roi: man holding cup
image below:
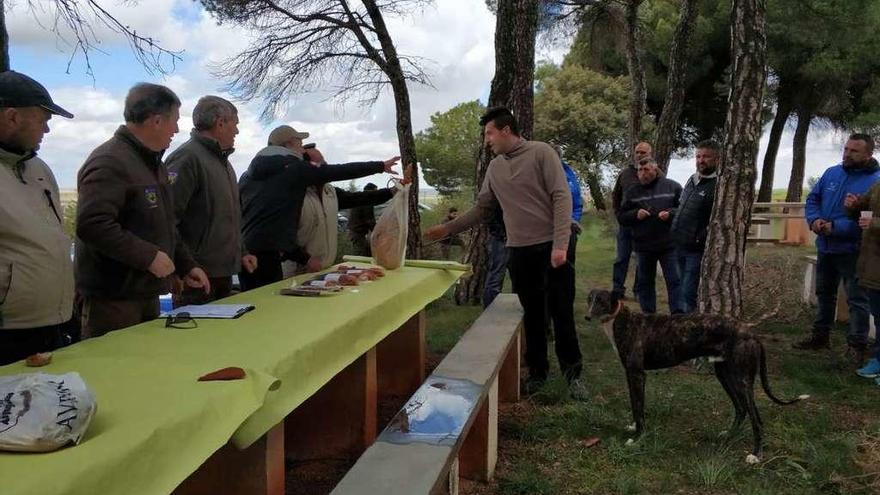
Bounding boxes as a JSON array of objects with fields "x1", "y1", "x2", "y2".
[
  {"x1": 796, "y1": 134, "x2": 880, "y2": 366},
  {"x1": 844, "y1": 169, "x2": 880, "y2": 381}
]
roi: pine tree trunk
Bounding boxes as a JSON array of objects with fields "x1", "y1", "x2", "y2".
[
  {"x1": 698, "y1": 0, "x2": 768, "y2": 318},
  {"x1": 785, "y1": 105, "x2": 811, "y2": 202},
  {"x1": 756, "y1": 92, "x2": 792, "y2": 203},
  {"x1": 1, "y1": 0, "x2": 9, "y2": 71},
  {"x1": 625, "y1": 0, "x2": 646, "y2": 156},
  {"x1": 586, "y1": 167, "x2": 606, "y2": 211},
  {"x1": 363, "y1": 0, "x2": 421, "y2": 256},
  {"x1": 653, "y1": 0, "x2": 699, "y2": 172},
  {"x1": 454, "y1": 0, "x2": 539, "y2": 305}
]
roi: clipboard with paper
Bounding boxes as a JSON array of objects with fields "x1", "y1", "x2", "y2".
[{"x1": 160, "y1": 304, "x2": 255, "y2": 319}]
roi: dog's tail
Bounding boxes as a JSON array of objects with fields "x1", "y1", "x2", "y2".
[{"x1": 758, "y1": 340, "x2": 810, "y2": 405}]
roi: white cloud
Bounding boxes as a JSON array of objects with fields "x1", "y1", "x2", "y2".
[
  {"x1": 7, "y1": 0, "x2": 191, "y2": 54},
  {"x1": 665, "y1": 126, "x2": 849, "y2": 190},
  {"x1": 12, "y1": 0, "x2": 856, "y2": 195}
]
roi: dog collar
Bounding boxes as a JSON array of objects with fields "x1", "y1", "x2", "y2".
[{"x1": 600, "y1": 300, "x2": 623, "y2": 323}]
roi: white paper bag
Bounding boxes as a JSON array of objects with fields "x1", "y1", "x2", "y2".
[{"x1": 0, "y1": 372, "x2": 97, "y2": 452}]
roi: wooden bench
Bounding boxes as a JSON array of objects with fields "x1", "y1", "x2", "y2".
[
  {"x1": 748, "y1": 202, "x2": 815, "y2": 246},
  {"x1": 330, "y1": 294, "x2": 523, "y2": 495}
]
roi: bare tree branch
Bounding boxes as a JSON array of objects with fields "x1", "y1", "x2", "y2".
[
  {"x1": 20, "y1": 0, "x2": 182, "y2": 78},
  {"x1": 202, "y1": 0, "x2": 433, "y2": 121}
]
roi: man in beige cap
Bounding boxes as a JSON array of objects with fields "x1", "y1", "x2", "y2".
[{"x1": 238, "y1": 124, "x2": 400, "y2": 289}]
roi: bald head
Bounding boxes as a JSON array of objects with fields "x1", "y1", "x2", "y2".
[{"x1": 634, "y1": 141, "x2": 653, "y2": 167}]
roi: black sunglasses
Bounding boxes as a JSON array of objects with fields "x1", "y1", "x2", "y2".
[{"x1": 165, "y1": 311, "x2": 198, "y2": 329}]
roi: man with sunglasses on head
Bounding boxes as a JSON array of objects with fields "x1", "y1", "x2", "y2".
[{"x1": 238, "y1": 125, "x2": 401, "y2": 290}]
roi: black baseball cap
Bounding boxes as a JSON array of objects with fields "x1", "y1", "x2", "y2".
[{"x1": 0, "y1": 71, "x2": 74, "y2": 119}]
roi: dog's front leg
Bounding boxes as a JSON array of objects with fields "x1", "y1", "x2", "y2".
[{"x1": 624, "y1": 368, "x2": 647, "y2": 444}]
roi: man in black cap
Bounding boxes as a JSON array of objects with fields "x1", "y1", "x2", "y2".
[{"x1": 0, "y1": 70, "x2": 75, "y2": 365}]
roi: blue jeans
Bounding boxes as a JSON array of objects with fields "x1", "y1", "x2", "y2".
[
  {"x1": 483, "y1": 234, "x2": 509, "y2": 309},
  {"x1": 613, "y1": 227, "x2": 639, "y2": 297},
  {"x1": 863, "y1": 288, "x2": 880, "y2": 358},
  {"x1": 676, "y1": 250, "x2": 703, "y2": 313},
  {"x1": 814, "y1": 252, "x2": 870, "y2": 349},
  {"x1": 636, "y1": 250, "x2": 684, "y2": 314}
]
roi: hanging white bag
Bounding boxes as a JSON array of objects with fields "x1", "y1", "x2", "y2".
[{"x1": 371, "y1": 179, "x2": 410, "y2": 270}]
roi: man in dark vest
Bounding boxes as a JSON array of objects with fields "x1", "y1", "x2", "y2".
[{"x1": 670, "y1": 140, "x2": 719, "y2": 313}]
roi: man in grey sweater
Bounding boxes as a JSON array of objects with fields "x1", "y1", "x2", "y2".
[
  {"x1": 425, "y1": 107, "x2": 585, "y2": 398},
  {"x1": 166, "y1": 96, "x2": 257, "y2": 306}
]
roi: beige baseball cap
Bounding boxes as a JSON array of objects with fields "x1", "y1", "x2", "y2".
[{"x1": 267, "y1": 125, "x2": 309, "y2": 146}]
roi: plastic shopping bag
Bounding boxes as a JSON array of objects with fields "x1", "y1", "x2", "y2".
[
  {"x1": 371, "y1": 180, "x2": 410, "y2": 270},
  {"x1": 0, "y1": 372, "x2": 97, "y2": 452}
]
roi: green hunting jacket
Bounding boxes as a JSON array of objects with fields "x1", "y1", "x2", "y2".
[{"x1": 849, "y1": 181, "x2": 880, "y2": 290}]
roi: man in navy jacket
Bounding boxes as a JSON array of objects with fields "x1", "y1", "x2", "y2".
[
  {"x1": 618, "y1": 158, "x2": 683, "y2": 314},
  {"x1": 795, "y1": 134, "x2": 880, "y2": 364}
]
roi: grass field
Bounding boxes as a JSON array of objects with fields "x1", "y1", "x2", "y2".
[{"x1": 423, "y1": 214, "x2": 879, "y2": 495}]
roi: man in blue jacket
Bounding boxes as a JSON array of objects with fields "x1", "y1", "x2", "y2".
[
  {"x1": 556, "y1": 144, "x2": 584, "y2": 237},
  {"x1": 795, "y1": 134, "x2": 880, "y2": 364}
]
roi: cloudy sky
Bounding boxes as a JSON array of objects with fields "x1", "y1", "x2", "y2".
[{"x1": 6, "y1": 0, "x2": 851, "y2": 192}]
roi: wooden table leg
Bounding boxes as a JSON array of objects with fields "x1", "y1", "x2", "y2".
[
  {"x1": 377, "y1": 310, "x2": 426, "y2": 398},
  {"x1": 498, "y1": 324, "x2": 521, "y2": 403},
  {"x1": 458, "y1": 377, "x2": 498, "y2": 482},
  {"x1": 285, "y1": 348, "x2": 377, "y2": 461},
  {"x1": 173, "y1": 423, "x2": 285, "y2": 495}
]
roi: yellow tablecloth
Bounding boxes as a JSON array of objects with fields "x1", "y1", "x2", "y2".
[{"x1": 0, "y1": 262, "x2": 462, "y2": 495}]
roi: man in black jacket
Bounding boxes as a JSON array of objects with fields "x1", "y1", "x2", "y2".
[
  {"x1": 347, "y1": 182, "x2": 380, "y2": 257},
  {"x1": 611, "y1": 141, "x2": 652, "y2": 300},
  {"x1": 670, "y1": 140, "x2": 719, "y2": 313},
  {"x1": 238, "y1": 125, "x2": 399, "y2": 290},
  {"x1": 618, "y1": 158, "x2": 684, "y2": 314}
]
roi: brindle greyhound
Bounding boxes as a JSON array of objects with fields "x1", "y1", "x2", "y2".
[{"x1": 585, "y1": 289, "x2": 809, "y2": 464}]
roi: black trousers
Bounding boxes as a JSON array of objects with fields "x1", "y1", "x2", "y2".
[
  {"x1": 239, "y1": 251, "x2": 284, "y2": 292},
  {"x1": 0, "y1": 324, "x2": 64, "y2": 365},
  {"x1": 508, "y1": 240, "x2": 582, "y2": 382}
]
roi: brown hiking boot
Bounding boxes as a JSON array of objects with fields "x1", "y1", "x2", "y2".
[{"x1": 792, "y1": 334, "x2": 830, "y2": 350}]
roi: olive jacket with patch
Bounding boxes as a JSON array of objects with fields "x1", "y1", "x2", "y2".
[{"x1": 75, "y1": 126, "x2": 197, "y2": 299}]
